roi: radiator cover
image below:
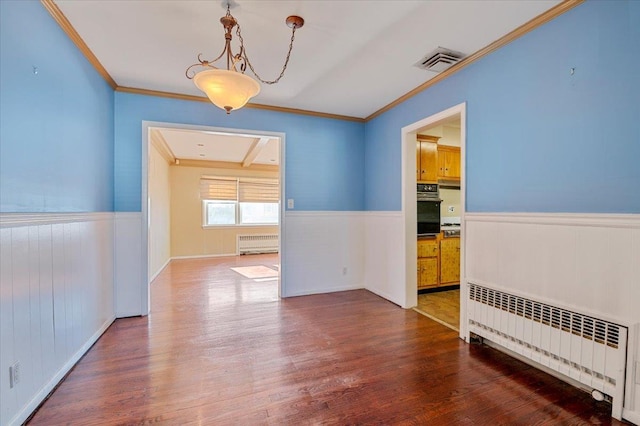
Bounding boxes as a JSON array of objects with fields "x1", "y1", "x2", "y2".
[
  {"x1": 237, "y1": 234, "x2": 279, "y2": 254},
  {"x1": 467, "y1": 283, "x2": 628, "y2": 420}
]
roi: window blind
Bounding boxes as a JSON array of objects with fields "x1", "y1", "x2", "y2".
[
  {"x1": 239, "y1": 180, "x2": 279, "y2": 202},
  {"x1": 199, "y1": 178, "x2": 237, "y2": 200},
  {"x1": 200, "y1": 177, "x2": 279, "y2": 202}
]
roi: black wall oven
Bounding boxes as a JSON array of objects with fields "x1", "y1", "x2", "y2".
[{"x1": 417, "y1": 184, "x2": 442, "y2": 237}]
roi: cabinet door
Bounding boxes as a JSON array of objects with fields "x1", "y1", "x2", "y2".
[
  {"x1": 418, "y1": 257, "x2": 438, "y2": 288},
  {"x1": 419, "y1": 142, "x2": 438, "y2": 182},
  {"x1": 416, "y1": 141, "x2": 421, "y2": 181},
  {"x1": 446, "y1": 150, "x2": 461, "y2": 178},
  {"x1": 437, "y1": 146, "x2": 461, "y2": 179},
  {"x1": 440, "y1": 238, "x2": 460, "y2": 284},
  {"x1": 417, "y1": 239, "x2": 438, "y2": 258}
]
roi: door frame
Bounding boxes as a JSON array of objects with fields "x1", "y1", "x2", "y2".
[
  {"x1": 141, "y1": 121, "x2": 286, "y2": 313},
  {"x1": 400, "y1": 102, "x2": 467, "y2": 340}
]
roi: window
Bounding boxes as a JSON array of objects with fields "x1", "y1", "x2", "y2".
[
  {"x1": 201, "y1": 177, "x2": 279, "y2": 226},
  {"x1": 240, "y1": 202, "x2": 278, "y2": 224}
]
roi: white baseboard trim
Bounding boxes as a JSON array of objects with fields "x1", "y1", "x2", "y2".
[
  {"x1": 366, "y1": 287, "x2": 403, "y2": 308},
  {"x1": 285, "y1": 284, "x2": 363, "y2": 298},
  {"x1": 10, "y1": 315, "x2": 116, "y2": 426},
  {"x1": 171, "y1": 253, "x2": 239, "y2": 260},
  {"x1": 622, "y1": 408, "x2": 640, "y2": 425},
  {"x1": 149, "y1": 257, "x2": 171, "y2": 283}
]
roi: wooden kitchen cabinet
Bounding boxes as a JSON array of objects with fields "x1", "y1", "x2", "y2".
[
  {"x1": 439, "y1": 237, "x2": 460, "y2": 285},
  {"x1": 417, "y1": 238, "x2": 439, "y2": 289},
  {"x1": 437, "y1": 145, "x2": 461, "y2": 180},
  {"x1": 416, "y1": 135, "x2": 439, "y2": 182},
  {"x1": 418, "y1": 258, "x2": 438, "y2": 288}
]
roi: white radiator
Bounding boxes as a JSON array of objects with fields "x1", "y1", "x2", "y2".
[
  {"x1": 237, "y1": 234, "x2": 279, "y2": 254},
  {"x1": 467, "y1": 283, "x2": 628, "y2": 420}
]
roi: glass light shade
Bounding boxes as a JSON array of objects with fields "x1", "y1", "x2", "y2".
[{"x1": 193, "y1": 69, "x2": 261, "y2": 113}]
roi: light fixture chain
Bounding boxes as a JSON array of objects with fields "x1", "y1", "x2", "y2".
[{"x1": 235, "y1": 23, "x2": 298, "y2": 85}]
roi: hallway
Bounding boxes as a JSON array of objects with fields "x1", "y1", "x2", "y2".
[{"x1": 27, "y1": 254, "x2": 621, "y2": 424}]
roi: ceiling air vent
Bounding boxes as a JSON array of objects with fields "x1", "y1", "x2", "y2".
[{"x1": 414, "y1": 47, "x2": 465, "y2": 73}]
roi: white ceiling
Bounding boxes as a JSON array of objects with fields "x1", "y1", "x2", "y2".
[
  {"x1": 156, "y1": 128, "x2": 280, "y2": 166},
  {"x1": 55, "y1": 0, "x2": 561, "y2": 119}
]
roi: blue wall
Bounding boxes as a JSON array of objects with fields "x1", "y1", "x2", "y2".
[
  {"x1": 0, "y1": 0, "x2": 114, "y2": 213},
  {"x1": 365, "y1": 0, "x2": 640, "y2": 213},
  {"x1": 114, "y1": 92, "x2": 365, "y2": 212}
]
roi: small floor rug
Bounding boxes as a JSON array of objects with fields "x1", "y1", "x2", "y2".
[{"x1": 231, "y1": 265, "x2": 279, "y2": 279}]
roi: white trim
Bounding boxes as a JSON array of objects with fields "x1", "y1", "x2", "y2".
[
  {"x1": 0, "y1": 212, "x2": 113, "y2": 227},
  {"x1": 142, "y1": 121, "x2": 286, "y2": 305},
  {"x1": 466, "y1": 212, "x2": 640, "y2": 228},
  {"x1": 367, "y1": 287, "x2": 402, "y2": 307},
  {"x1": 171, "y1": 253, "x2": 238, "y2": 260},
  {"x1": 622, "y1": 410, "x2": 640, "y2": 425},
  {"x1": 284, "y1": 284, "x2": 363, "y2": 298},
  {"x1": 363, "y1": 211, "x2": 403, "y2": 218},
  {"x1": 400, "y1": 102, "x2": 467, "y2": 339},
  {"x1": 9, "y1": 316, "x2": 115, "y2": 426},
  {"x1": 149, "y1": 257, "x2": 171, "y2": 283},
  {"x1": 285, "y1": 211, "x2": 367, "y2": 217}
]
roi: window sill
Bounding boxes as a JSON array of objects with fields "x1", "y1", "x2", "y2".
[{"x1": 202, "y1": 224, "x2": 279, "y2": 229}]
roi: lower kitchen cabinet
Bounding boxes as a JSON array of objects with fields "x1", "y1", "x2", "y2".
[
  {"x1": 418, "y1": 258, "x2": 438, "y2": 288},
  {"x1": 440, "y1": 237, "x2": 460, "y2": 285},
  {"x1": 417, "y1": 238, "x2": 439, "y2": 289},
  {"x1": 417, "y1": 236, "x2": 460, "y2": 290}
]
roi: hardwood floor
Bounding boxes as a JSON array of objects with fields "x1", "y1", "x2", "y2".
[
  {"x1": 416, "y1": 289, "x2": 460, "y2": 331},
  {"x1": 27, "y1": 254, "x2": 625, "y2": 425}
]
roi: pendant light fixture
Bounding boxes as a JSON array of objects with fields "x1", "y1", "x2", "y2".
[{"x1": 185, "y1": 3, "x2": 304, "y2": 114}]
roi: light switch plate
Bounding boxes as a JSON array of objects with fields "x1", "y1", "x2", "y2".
[{"x1": 287, "y1": 199, "x2": 294, "y2": 209}]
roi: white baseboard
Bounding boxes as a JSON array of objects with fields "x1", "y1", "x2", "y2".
[
  {"x1": 285, "y1": 283, "x2": 364, "y2": 298},
  {"x1": 149, "y1": 257, "x2": 171, "y2": 283},
  {"x1": 171, "y1": 253, "x2": 238, "y2": 260},
  {"x1": 9, "y1": 316, "x2": 115, "y2": 426},
  {"x1": 622, "y1": 408, "x2": 640, "y2": 425}
]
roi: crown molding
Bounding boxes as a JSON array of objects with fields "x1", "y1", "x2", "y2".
[
  {"x1": 41, "y1": 0, "x2": 117, "y2": 89},
  {"x1": 115, "y1": 87, "x2": 364, "y2": 123},
  {"x1": 365, "y1": 0, "x2": 584, "y2": 121},
  {"x1": 42, "y1": 0, "x2": 582, "y2": 124}
]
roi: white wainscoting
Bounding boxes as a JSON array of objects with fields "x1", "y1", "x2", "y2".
[
  {"x1": 282, "y1": 212, "x2": 365, "y2": 297},
  {"x1": 363, "y1": 212, "x2": 409, "y2": 308},
  {"x1": 114, "y1": 212, "x2": 146, "y2": 317},
  {"x1": 0, "y1": 213, "x2": 116, "y2": 426},
  {"x1": 464, "y1": 212, "x2": 640, "y2": 422}
]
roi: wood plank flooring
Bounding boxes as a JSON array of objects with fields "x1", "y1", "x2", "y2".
[
  {"x1": 27, "y1": 254, "x2": 626, "y2": 425},
  {"x1": 416, "y1": 289, "x2": 460, "y2": 331}
]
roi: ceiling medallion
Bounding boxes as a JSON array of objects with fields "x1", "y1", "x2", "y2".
[{"x1": 185, "y1": 3, "x2": 304, "y2": 114}]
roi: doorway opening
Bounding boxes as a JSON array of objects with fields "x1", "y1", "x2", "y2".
[
  {"x1": 401, "y1": 103, "x2": 467, "y2": 340},
  {"x1": 142, "y1": 122, "x2": 286, "y2": 313}
]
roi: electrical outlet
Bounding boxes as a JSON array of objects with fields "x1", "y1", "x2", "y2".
[
  {"x1": 287, "y1": 199, "x2": 294, "y2": 209},
  {"x1": 448, "y1": 206, "x2": 455, "y2": 213},
  {"x1": 9, "y1": 361, "x2": 20, "y2": 388},
  {"x1": 342, "y1": 267, "x2": 348, "y2": 275}
]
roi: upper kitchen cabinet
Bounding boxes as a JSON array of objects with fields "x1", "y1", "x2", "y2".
[
  {"x1": 437, "y1": 145, "x2": 461, "y2": 180},
  {"x1": 416, "y1": 135, "x2": 439, "y2": 182}
]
